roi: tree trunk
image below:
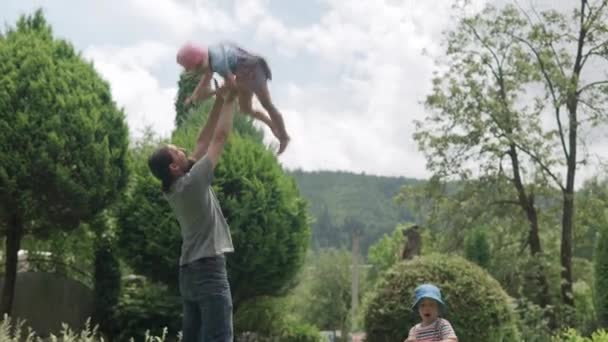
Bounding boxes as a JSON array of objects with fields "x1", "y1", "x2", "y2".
[
  {"x1": 509, "y1": 145, "x2": 552, "y2": 312},
  {"x1": 1, "y1": 213, "x2": 23, "y2": 316},
  {"x1": 561, "y1": 96, "x2": 578, "y2": 311},
  {"x1": 561, "y1": 189, "x2": 575, "y2": 307}
]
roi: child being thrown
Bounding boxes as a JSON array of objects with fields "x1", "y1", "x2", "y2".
[{"x1": 177, "y1": 41, "x2": 290, "y2": 155}]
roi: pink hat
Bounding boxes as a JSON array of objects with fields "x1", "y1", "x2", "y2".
[{"x1": 176, "y1": 42, "x2": 208, "y2": 69}]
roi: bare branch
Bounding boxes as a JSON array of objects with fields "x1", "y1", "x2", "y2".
[
  {"x1": 511, "y1": 140, "x2": 565, "y2": 190},
  {"x1": 577, "y1": 80, "x2": 608, "y2": 94},
  {"x1": 579, "y1": 98, "x2": 605, "y2": 118},
  {"x1": 581, "y1": 37, "x2": 608, "y2": 68}
]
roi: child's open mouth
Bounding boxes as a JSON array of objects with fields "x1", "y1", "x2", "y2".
[{"x1": 423, "y1": 313, "x2": 431, "y2": 318}]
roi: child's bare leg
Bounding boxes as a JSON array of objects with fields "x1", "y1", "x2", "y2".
[
  {"x1": 253, "y1": 83, "x2": 290, "y2": 154},
  {"x1": 238, "y1": 89, "x2": 280, "y2": 138}
]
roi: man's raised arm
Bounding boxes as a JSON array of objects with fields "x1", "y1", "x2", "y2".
[
  {"x1": 190, "y1": 93, "x2": 225, "y2": 161},
  {"x1": 205, "y1": 89, "x2": 236, "y2": 168}
]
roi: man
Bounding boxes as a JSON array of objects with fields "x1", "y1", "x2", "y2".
[{"x1": 148, "y1": 85, "x2": 236, "y2": 342}]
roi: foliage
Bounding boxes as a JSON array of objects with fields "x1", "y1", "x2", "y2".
[
  {"x1": 596, "y1": 226, "x2": 608, "y2": 329},
  {"x1": 575, "y1": 178, "x2": 608, "y2": 261},
  {"x1": 278, "y1": 323, "x2": 323, "y2": 342},
  {"x1": 363, "y1": 254, "x2": 520, "y2": 342},
  {"x1": 574, "y1": 280, "x2": 598, "y2": 336},
  {"x1": 0, "y1": 8, "x2": 129, "y2": 314},
  {"x1": 300, "y1": 249, "x2": 353, "y2": 337},
  {"x1": 234, "y1": 297, "x2": 289, "y2": 336},
  {"x1": 234, "y1": 297, "x2": 323, "y2": 342},
  {"x1": 416, "y1": 0, "x2": 608, "y2": 312},
  {"x1": 92, "y1": 219, "x2": 121, "y2": 339},
  {"x1": 552, "y1": 329, "x2": 608, "y2": 342},
  {"x1": 0, "y1": 8, "x2": 129, "y2": 231},
  {"x1": 513, "y1": 298, "x2": 553, "y2": 342},
  {"x1": 367, "y1": 226, "x2": 405, "y2": 285},
  {"x1": 19, "y1": 225, "x2": 97, "y2": 288},
  {"x1": 113, "y1": 277, "x2": 181, "y2": 342},
  {"x1": 174, "y1": 70, "x2": 198, "y2": 128},
  {"x1": 464, "y1": 227, "x2": 491, "y2": 269}
]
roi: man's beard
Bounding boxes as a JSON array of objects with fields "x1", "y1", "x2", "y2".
[{"x1": 186, "y1": 158, "x2": 196, "y2": 172}]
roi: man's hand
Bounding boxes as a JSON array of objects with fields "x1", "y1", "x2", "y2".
[
  {"x1": 215, "y1": 80, "x2": 238, "y2": 101},
  {"x1": 184, "y1": 95, "x2": 194, "y2": 106}
]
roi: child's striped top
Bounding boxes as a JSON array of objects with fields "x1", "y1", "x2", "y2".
[{"x1": 407, "y1": 318, "x2": 457, "y2": 341}]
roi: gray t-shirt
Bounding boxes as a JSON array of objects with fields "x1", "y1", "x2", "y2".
[{"x1": 165, "y1": 155, "x2": 234, "y2": 266}]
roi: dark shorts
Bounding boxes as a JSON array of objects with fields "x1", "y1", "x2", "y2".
[{"x1": 234, "y1": 53, "x2": 272, "y2": 93}]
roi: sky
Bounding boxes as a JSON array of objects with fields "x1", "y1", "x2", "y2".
[{"x1": 1, "y1": 0, "x2": 606, "y2": 186}]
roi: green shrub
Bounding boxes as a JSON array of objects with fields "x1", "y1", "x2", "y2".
[
  {"x1": 234, "y1": 296, "x2": 323, "y2": 342},
  {"x1": 595, "y1": 228, "x2": 608, "y2": 329},
  {"x1": 363, "y1": 253, "x2": 519, "y2": 342},
  {"x1": 552, "y1": 329, "x2": 608, "y2": 342},
  {"x1": 92, "y1": 216, "x2": 122, "y2": 338},
  {"x1": 113, "y1": 278, "x2": 181, "y2": 342},
  {"x1": 278, "y1": 322, "x2": 323, "y2": 342},
  {"x1": 513, "y1": 297, "x2": 552, "y2": 342},
  {"x1": 464, "y1": 227, "x2": 490, "y2": 269},
  {"x1": 574, "y1": 280, "x2": 598, "y2": 335}
]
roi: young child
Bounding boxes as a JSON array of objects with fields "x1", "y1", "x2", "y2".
[
  {"x1": 405, "y1": 284, "x2": 458, "y2": 342},
  {"x1": 176, "y1": 41, "x2": 291, "y2": 154}
]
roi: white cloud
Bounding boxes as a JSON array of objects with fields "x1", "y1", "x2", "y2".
[
  {"x1": 84, "y1": 42, "x2": 177, "y2": 140},
  {"x1": 86, "y1": 41, "x2": 174, "y2": 68},
  {"x1": 125, "y1": 0, "x2": 236, "y2": 38}
]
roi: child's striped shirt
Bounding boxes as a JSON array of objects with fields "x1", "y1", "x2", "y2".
[{"x1": 407, "y1": 318, "x2": 457, "y2": 341}]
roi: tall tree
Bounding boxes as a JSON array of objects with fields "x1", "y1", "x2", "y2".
[
  {"x1": 0, "y1": 10, "x2": 129, "y2": 315},
  {"x1": 416, "y1": 1, "x2": 608, "y2": 316},
  {"x1": 508, "y1": 0, "x2": 608, "y2": 312},
  {"x1": 415, "y1": 3, "x2": 553, "y2": 311}
]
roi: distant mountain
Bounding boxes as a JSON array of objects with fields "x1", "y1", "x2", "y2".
[{"x1": 288, "y1": 169, "x2": 425, "y2": 255}]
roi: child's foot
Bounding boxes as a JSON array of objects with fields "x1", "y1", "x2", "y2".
[{"x1": 278, "y1": 135, "x2": 290, "y2": 155}]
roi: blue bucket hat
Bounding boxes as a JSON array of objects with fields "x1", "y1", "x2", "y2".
[{"x1": 412, "y1": 283, "x2": 446, "y2": 310}]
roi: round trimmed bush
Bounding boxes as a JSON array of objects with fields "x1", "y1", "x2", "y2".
[{"x1": 363, "y1": 254, "x2": 520, "y2": 342}]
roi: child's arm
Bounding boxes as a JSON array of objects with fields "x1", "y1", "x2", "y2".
[
  {"x1": 186, "y1": 70, "x2": 214, "y2": 104},
  {"x1": 438, "y1": 319, "x2": 458, "y2": 342},
  {"x1": 403, "y1": 327, "x2": 416, "y2": 342}
]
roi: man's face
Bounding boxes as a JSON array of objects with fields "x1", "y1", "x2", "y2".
[
  {"x1": 418, "y1": 298, "x2": 439, "y2": 325},
  {"x1": 167, "y1": 144, "x2": 193, "y2": 176}
]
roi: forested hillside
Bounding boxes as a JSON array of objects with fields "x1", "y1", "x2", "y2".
[{"x1": 288, "y1": 169, "x2": 424, "y2": 254}]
